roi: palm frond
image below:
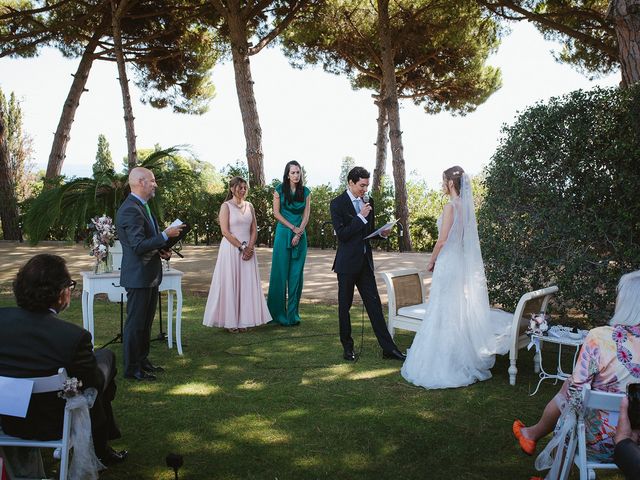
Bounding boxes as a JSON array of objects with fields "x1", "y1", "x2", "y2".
[{"x1": 23, "y1": 146, "x2": 195, "y2": 243}]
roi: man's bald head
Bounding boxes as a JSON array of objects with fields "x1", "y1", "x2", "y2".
[{"x1": 129, "y1": 167, "x2": 157, "y2": 201}]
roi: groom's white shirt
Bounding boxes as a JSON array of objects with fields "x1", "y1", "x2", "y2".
[{"x1": 346, "y1": 189, "x2": 368, "y2": 224}]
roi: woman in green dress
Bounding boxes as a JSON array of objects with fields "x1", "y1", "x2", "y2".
[{"x1": 267, "y1": 161, "x2": 311, "y2": 326}]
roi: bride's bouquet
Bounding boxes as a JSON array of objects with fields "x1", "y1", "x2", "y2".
[{"x1": 526, "y1": 313, "x2": 550, "y2": 336}]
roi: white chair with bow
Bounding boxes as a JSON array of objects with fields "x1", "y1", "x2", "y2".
[
  {"x1": 575, "y1": 384, "x2": 624, "y2": 479},
  {"x1": 0, "y1": 368, "x2": 72, "y2": 480}
]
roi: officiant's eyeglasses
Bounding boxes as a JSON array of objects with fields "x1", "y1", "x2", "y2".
[{"x1": 66, "y1": 280, "x2": 77, "y2": 291}]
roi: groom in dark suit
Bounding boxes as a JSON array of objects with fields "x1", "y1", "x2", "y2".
[
  {"x1": 330, "y1": 166, "x2": 405, "y2": 362},
  {"x1": 116, "y1": 167, "x2": 183, "y2": 381}
]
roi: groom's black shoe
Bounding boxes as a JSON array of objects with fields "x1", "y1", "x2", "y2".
[
  {"x1": 141, "y1": 359, "x2": 164, "y2": 373},
  {"x1": 124, "y1": 370, "x2": 156, "y2": 381},
  {"x1": 343, "y1": 349, "x2": 356, "y2": 361},
  {"x1": 382, "y1": 349, "x2": 406, "y2": 361},
  {"x1": 99, "y1": 447, "x2": 128, "y2": 466}
]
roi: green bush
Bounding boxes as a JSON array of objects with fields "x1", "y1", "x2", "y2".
[
  {"x1": 248, "y1": 184, "x2": 275, "y2": 246},
  {"x1": 305, "y1": 183, "x2": 337, "y2": 249},
  {"x1": 410, "y1": 215, "x2": 438, "y2": 252},
  {"x1": 405, "y1": 175, "x2": 442, "y2": 252},
  {"x1": 371, "y1": 175, "x2": 397, "y2": 251},
  {"x1": 478, "y1": 85, "x2": 640, "y2": 324},
  {"x1": 184, "y1": 191, "x2": 226, "y2": 245}
]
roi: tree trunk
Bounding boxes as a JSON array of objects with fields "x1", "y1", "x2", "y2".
[
  {"x1": 609, "y1": 0, "x2": 640, "y2": 86},
  {"x1": 0, "y1": 107, "x2": 21, "y2": 240},
  {"x1": 46, "y1": 30, "x2": 101, "y2": 180},
  {"x1": 377, "y1": 0, "x2": 412, "y2": 251},
  {"x1": 372, "y1": 90, "x2": 388, "y2": 197},
  {"x1": 111, "y1": 0, "x2": 138, "y2": 168},
  {"x1": 227, "y1": 8, "x2": 265, "y2": 187}
]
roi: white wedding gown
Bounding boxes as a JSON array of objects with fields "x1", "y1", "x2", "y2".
[{"x1": 401, "y1": 175, "x2": 512, "y2": 389}]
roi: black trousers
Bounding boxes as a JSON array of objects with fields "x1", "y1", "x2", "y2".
[
  {"x1": 92, "y1": 349, "x2": 120, "y2": 457},
  {"x1": 337, "y1": 257, "x2": 397, "y2": 353},
  {"x1": 123, "y1": 286, "x2": 158, "y2": 376},
  {"x1": 614, "y1": 438, "x2": 640, "y2": 479}
]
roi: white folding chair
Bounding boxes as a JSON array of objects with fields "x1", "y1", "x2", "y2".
[
  {"x1": 0, "y1": 368, "x2": 72, "y2": 480},
  {"x1": 507, "y1": 285, "x2": 559, "y2": 385},
  {"x1": 574, "y1": 384, "x2": 624, "y2": 479}
]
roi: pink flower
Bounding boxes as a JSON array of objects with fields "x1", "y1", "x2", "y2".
[
  {"x1": 630, "y1": 364, "x2": 640, "y2": 378},
  {"x1": 617, "y1": 346, "x2": 632, "y2": 364},
  {"x1": 613, "y1": 328, "x2": 626, "y2": 343}
]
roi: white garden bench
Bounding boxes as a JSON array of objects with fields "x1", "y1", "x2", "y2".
[
  {"x1": 380, "y1": 268, "x2": 558, "y2": 385},
  {"x1": 507, "y1": 285, "x2": 559, "y2": 386},
  {"x1": 379, "y1": 269, "x2": 428, "y2": 339}
]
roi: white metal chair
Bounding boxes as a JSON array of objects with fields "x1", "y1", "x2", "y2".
[
  {"x1": 507, "y1": 285, "x2": 559, "y2": 386},
  {"x1": 379, "y1": 269, "x2": 428, "y2": 338},
  {"x1": 0, "y1": 368, "x2": 72, "y2": 480},
  {"x1": 574, "y1": 384, "x2": 624, "y2": 479}
]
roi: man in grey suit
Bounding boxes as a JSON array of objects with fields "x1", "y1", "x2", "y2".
[{"x1": 116, "y1": 167, "x2": 184, "y2": 381}]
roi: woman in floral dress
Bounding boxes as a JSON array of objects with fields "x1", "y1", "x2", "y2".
[{"x1": 513, "y1": 270, "x2": 640, "y2": 464}]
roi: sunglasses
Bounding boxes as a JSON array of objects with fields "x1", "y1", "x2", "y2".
[{"x1": 66, "y1": 280, "x2": 77, "y2": 291}]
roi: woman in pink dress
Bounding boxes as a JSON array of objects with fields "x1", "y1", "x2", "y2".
[{"x1": 202, "y1": 176, "x2": 271, "y2": 332}]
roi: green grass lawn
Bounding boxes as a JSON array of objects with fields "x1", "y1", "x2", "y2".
[{"x1": 0, "y1": 293, "x2": 625, "y2": 479}]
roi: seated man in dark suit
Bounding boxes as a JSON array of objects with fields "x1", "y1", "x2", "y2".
[{"x1": 0, "y1": 254, "x2": 127, "y2": 466}]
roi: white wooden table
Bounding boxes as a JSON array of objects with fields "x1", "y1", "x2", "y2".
[
  {"x1": 80, "y1": 269, "x2": 185, "y2": 355},
  {"x1": 529, "y1": 326, "x2": 588, "y2": 396}
]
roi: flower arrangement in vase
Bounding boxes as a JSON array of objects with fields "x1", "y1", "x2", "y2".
[{"x1": 88, "y1": 215, "x2": 116, "y2": 274}]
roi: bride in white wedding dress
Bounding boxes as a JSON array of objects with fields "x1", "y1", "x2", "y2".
[{"x1": 401, "y1": 166, "x2": 512, "y2": 389}]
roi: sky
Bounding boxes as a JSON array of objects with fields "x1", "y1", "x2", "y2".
[{"x1": 0, "y1": 21, "x2": 620, "y2": 190}]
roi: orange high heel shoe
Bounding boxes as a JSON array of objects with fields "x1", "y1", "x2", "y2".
[{"x1": 513, "y1": 419, "x2": 537, "y2": 456}]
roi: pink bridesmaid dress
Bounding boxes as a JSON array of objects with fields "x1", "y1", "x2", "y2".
[{"x1": 202, "y1": 200, "x2": 271, "y2": 329}]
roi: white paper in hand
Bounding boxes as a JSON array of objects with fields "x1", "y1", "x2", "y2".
[
  {"x1": 170, "y1": 219, "x2": 184, "y2": 228},
  {"x1": 365, "y1": 219, "x2": 398, "y2": 239}
]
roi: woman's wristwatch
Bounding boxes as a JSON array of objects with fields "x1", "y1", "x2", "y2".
[{"x1": 238, "y1": 241, "x2": 247, "y2": 252}]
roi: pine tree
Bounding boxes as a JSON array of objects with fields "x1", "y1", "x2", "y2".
[
  {"x1": 339, "y1": 156, "x2": 355, "y2": 188},
  {"x1": 93, "y1": 134, "x2": 115, "y2": 177},
  {"x1": 0, "y1": 87, "x2": 33, "y2": 239}
]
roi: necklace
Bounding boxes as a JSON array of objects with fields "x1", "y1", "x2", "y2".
[{"x1": 230, "y1": 199, "x2": 247, "y2": 213}]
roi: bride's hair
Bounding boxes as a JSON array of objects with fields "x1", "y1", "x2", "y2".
[{"x1": 443, "y1": 166, "x2": 465, "y2": 196}]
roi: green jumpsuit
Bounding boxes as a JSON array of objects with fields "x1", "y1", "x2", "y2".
[{"x1": 267, "y1": 184, "x2": 310, "y2": 326}]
